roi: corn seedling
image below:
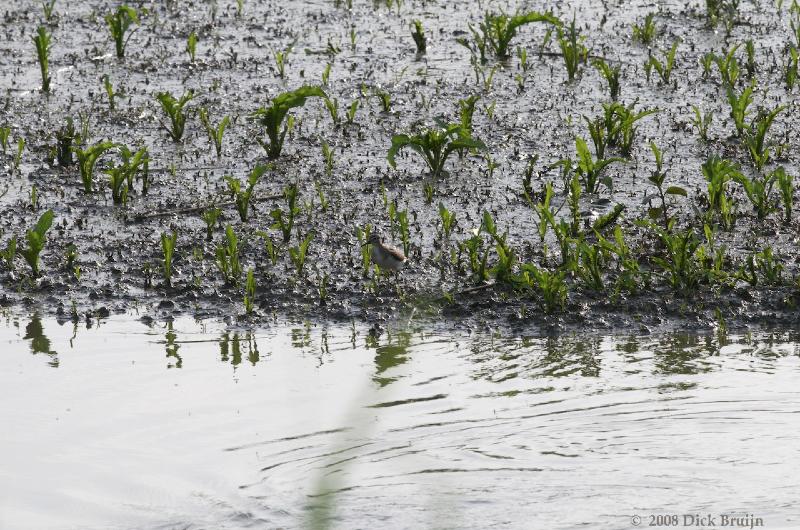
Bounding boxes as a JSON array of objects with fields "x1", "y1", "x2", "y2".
[
  {"x1": 743, "y1": 105, "x2": 786, "y2": 171},
  {"x1": 411, "y1": 20, "x2": 426, "y2": 53},
  {"x1": 742, "y1": 247, "x2": 783, "y2": 286},
  {"x1": 706, "y1": 0, "x2": 739, "y2": 31},
  {"x1": 592, "y1": 58, "x2": 621, "y2": 100},
  {"x1": 102, "y1": 75, "x2": 122, "y2": 111},
  {"x1": 477, "y1": 11, "x2": 560, "y2": 59},
  {"x1": 29, "y1": 185, "x2": 38, "y2": 210},
  {"x1": 215, "y1": 225, "x2": 241, "y2": 285},
  {"x1": 74, "y1": 140, "x2": 114, "y2": 193},
  {"x1": 786, "y1": 46, "x2": 799, "y2": 90},
  {"x1": 225, "y1": 164, "x2": 267, "y2": 222},
  {"x1": 289, "y1": 233, "x2": 314, "y2": 277},
  {"x1": 557, "y1": 16, "x2": 587, "y2": 82},
  {"x1": 186, "y1": 31, "x2": 197, "y2": 63},
  {"x1": 105, "y1": 5, "x2": 139, "y2": 59},
  {"x1": 202, "y1": 207, "x2": 221, "y2": 241},
  {"x1": 645, "y1": 39, "x2": 680, "y2": 86},
  {"x1": 160, "y1": 230, "x2": 177, "y2": 286},
  {"x1": 597, "y1": 226, "x2": 642, "y2": 295},
  {"x1": 156, "y1": 90, "x2": 195, "y2": 142},
  {"x1": 33, "y1": 26, "x2": 51, "y2": 93},
  {"x1": 255, "y1": 231, "x2": 280, "y2": 266},
  {"x1": 20, "y1": 209, "x2": 54, "y2": 277},
  {"x1": 374, "y1": 89, "x2": 392, "y2": 112},
  {"x1": 243, "y1": 268, "x2": 256, "y2": 314},
  {"x1": 272, "y1": 42, "x2": 294, "y2": 79},
  {"x1": 632, "y1": 12, "x2": 657, "y2": 45},
  {"x1": 646, "y1": 220, "x2": 705, "y2": 294},
  {"x1": 701, "y1": 52, "x2": 715, "y2": 78},
  {"x1": 198, "y1": 108, "x2": 229, "y2": 158},
  {"x1": 775, "y1": 167, "x2": 794, "y2": 224},
  {"x1": 1, "y1": 235, "x2": 16, "y2": 271},
  {"x1": 394, "y1": 209, "x2": 410, "y2": 257},
  {"x1": 643, "y1": 142, "x2": 687, "y2": 228},
  {"x1": 438, "y1": 203, "x2": 456, "y2": 239},
  {"x1": 726, "y1": 82, "x2": 755, "y2": 137},
  {"x1": 314, "y1": 180, "x2": 329, "y2": 212},
  {"x1": 321, "y1": 141, "x2": 333, "y2": 176},
  {"x1": 236, "y1": 0, "x2": 244, "y2": 16},
  {"x1": 105, "y1": 146, "x2": 146, "y2": 204},
  {"x1": 690, "y1": 105, "x2": 714, "y2": 142},
  {"x1": 517, "y1": 46, "x2": 529, "y2": 73},
  {"x1": 12, "y1": 138, "x2": 24, "y2": 175},
  {"x1": 600, "y1": 102, "x2": 657, "y2": 157},
  {"x1": 252, "y1": 86, "x2": 326, "y2": 159},
  {"x1": 459, "y1": 228, "x2": 490, "y2": 284},
  {"x1": 271, "y1": 183, "x2": 300, "y2": 243},
  {"x1": 714, "y1": 43, "x2": 740, "y2": 86},
  {"x1": 42, "y1": 0, "x2": 56, "y2": 21},
  {"x1": 0, "y1": 127, "x2": 9, "y2": 153},
  {"x1": 735, "y1": 171, "x2": 776, "y2": 220},
  {"x1": 560, "y1": 137, "x2": 622, "y2": 194},
  {"x1": 584, "y1": 115, "x2": 607, "y2": 160},
  {"x1": 388, "y1": 121, "x2": 487, "y2": 178},
  {"x1": 345, "y1": 99, "x2": 359, "y2": 124},
  {"x1": 702, "y1": 156, "x2": 742, "y2": 229},
  {"x1": 356, "y1": 225, "x2": 373, "y2": 276},
  {"x1": 744, "y1": 39, "x2": 756, "y2": 79},
  {"x1": 514, "y1": 263, "x2": 568, "y2": 313}
]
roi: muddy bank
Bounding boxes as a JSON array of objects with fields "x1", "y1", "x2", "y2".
[{"x1": 0, "y1": 0, "x2": 799, "y2": 335}]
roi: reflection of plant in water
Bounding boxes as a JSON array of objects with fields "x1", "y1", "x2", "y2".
[
  {"x1": 24, "y1": 314, "x2": 58, "y2": 367},
  {"x1": 371, "y1": 330, "x2": 411, "y2": 387},
  {"x1": 219, "y1": 331, "x2": 260, "y2": 368},
  {"x1": 165, "y1": 321, "x2": 181, "y2": 369}
]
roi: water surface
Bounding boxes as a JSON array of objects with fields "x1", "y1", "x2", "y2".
[{"x1": 2, "y1": 314, "x2": 799, "y2": 529}]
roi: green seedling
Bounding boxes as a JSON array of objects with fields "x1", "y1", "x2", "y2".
[
  {"x1": 646, "y1": 220, "x2": 704, "y2": 294},
  {"x1": 714, "y1": 43, "x2": 740, "y2": 86},
  {"x1": 156, "y1": 90, "x2": 195, "y2": 142},
  {"x1": 0, "y1": 127, "x2": 9, "y2": 153},
  {"x1": 690, "y1": 105, "x2": 714, "y2": 142},
  {"x1": 243, "y1": 268, "x2": 256, "y2": 314},
  {"x1": 317, "y1": 274, "x2": 329, "y2": 305},
  {"x1": 584, "y1": 115, "x2": 607, "y2": 159},
  {"x1": 735, "y1": 171, "x2": 776, "y2": 220},
  {"x1": 475, "y1": 10, "x2": 559, "y2": 59},
  {"x1": 576, "y1": 241, "x2": 605, "y2": 291},
  {"x1": 786, "y1": 46, "x2": 799, "y2": 90},
  {"x1": 12, "y1": 138, "x2": 24, "y2": 175},
  {"x1": 160, "y1": 230, "x2": 177, "y2": 287},
  {"x1": 514, "y1": 263, "x2": 568, "y2": 313},
  {"x1": 20, "y1": 209, "x2": 54, "y2": 277},
  {"x1": 743, "y1": 105, "x2": 786, "y2": 171},
  {"x1": 726, "y1": 82, "x2": 755, "y2": 137},
  {"x1": 321, "y1": 141, "x2": 333, "y2": 176},
  {"x1": 374, "y1": 89, "x2": 392, "y2": 112},
  {"x1": 774, "y1": 167, "x2": 793, "y2": 224},
  {"x1": 270, "y1": 183, "x2": 300, "y2": 243},
  {"x1": 645, "y1": 39, "x2": 680, "y2": 85},
  {"x1": 314, "y1": 180, "x2": 329, "y2": 211},
  {"x1": 251, "y1": 86, "x2": 326, "y2": 159},
  {"x1": 438, "y1": 203, "x2": 456, "y2": 239},
  {"x1": 592, "y1": 58, "x2": 621, "y2": 100},
  {"x1": 236, "y1": 0, "x2": 244, "y2": 17},
  {"x1": 567, "y1": 174, "x2": 581, "y2": 235},
  {"x1": 215, "y1": 225, "x2": 241, "y2": 285},
  {"x1": 33, "y1": 26, "x2": 51, "y2": 93},
  {"x1": 1, "y1": 235, "x2": 16, "y2": 271},
  {"x1": 702, "y1": 156, "x2": 743, "y2": 229},
  {"x1": 557, "y1": 16, "x2": 587, "y2": 82},
  {"x1": 395, "y1": 209, "x2": 410, "y2": 257},
  {"x1": 517, "y1": 46, "x2": 530, "y2": 73},
  {"x1": 411, "y1": 20, "x2": 426, "y2": 53},
  {"x1": 29, "y1": 185, "x2": 38, "y2": 210},
  {"x1": 388, "y1": 121, "x2": 487, "y2": 178},
  {"x1": 593, "y1": 203, "x2": 626, "y2": 232},
  {"x1": 198, "y1": 108, "x2": 229, "y2": 158},
  {"x1": 186, "y1": 31, "x2": 197, "y2": 63},
  {"x1": 105, "y1": 145, "x2": 146, "y2": 204},
  {"x1": 272, "y1": 41, "x2": 294, "y2": 79},
  {"x1": 600, "y1": 102, "x2": 658, "y2": 157},
  {"x1": 255, "y1": 231, "x2": 280, "y2": 266},
  {"x1": 742, "y1": 247, "x2": 783, "y2": 286},
  {"x1": 74, "y1": 140, "x2": 114, "y2": 193},
  {"x1": 559, "y1": 136, "x2": 623, "y2": 194},
  {"x1": 42, "y1": 0, "x2": 56, "y2": 21},
  {"x1": 706, "y1": 0, "x2": 738, "y2": 31},
  {"x1": 105, "y1": 5, "x2": 139, "y2": 59},
  {"x1": 224, "y1": 164, "x2": 267, "y2": 222},
  {"x1": 643, "y1": 142, "x2": 686, "y2": 228},
  {"x1": 322, "y1": 96, "x2": 340, "y2": 125},
  {"x1": 632, "y1": 12, "x2": 657, "y2": 44},
  {"x1": 597, "y1": 226, "x2": 642, "y2": 295},
  {"x1": 744, "y1": 39, "x2": 756, "y2": 79},
  {"x1": 345, "y1": 99, "x2": 359, "y2": 124},
  {"x1": 289, "y1": 232, "x2": 314, "y2": 277},
  {"x1": 700, "y1": 52, "x2": 715, "y2": 78},
  {"x1": 201, "y1": 207, "x2": 221, "y2": 241},
  {"x1": 102, "y1": 75, "x2": 122, "y2": 111},
  {"x1": 423, "y1": 182, "x2": 435, "y2": 204},
  {"x1": 321, "y1": 63, "x2": 331, "y2": 86},
  {"x1": 356, "y1": 224, "x2": 373, "y2": 276}
]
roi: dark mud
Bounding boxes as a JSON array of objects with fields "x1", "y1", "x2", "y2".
[{"x1": 0, "y1": 0, "x2": 799, "y2": 335}]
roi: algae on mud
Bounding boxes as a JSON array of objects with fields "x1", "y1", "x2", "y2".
[{"x1": 0, "y1": 0, "x2": 798, "y2": 333}]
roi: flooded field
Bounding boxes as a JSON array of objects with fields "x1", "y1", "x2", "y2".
[{"x1": 2, "y1": 314, "x2": 799, "y2": 529}]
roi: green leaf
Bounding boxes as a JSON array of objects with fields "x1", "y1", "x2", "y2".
[{"x1": 665, "y1": 186, "x2": 687, "y2": 196}]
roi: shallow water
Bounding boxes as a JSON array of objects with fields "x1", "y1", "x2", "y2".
[{"x1": 1, "y1": 314, "x2": 799, "y2": 530}]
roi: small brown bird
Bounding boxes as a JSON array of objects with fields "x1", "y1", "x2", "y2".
[{"x1": 364, "y1": 233, "x2": 407, "y2": 272}]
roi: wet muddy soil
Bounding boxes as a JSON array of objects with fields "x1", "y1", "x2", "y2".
[{"x1": 0, "y1": 0, "x2": 799, "y2": 334}]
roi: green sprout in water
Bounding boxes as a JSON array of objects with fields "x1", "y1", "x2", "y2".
[
  {"x1": 472, "y1": 10, "x2": 559, "y2": 60},
  {"x1": 388, "y1": 121, "x2": 487, "y2": 178},
  {"x1": 105, "y1": 5, "x2": 139, "y2": 59},
  {"x1": 645, "y1": 39, "x2": 680, "y2": 86},
  {"x1": 201, "y1": 207, "x2": 222, "y2": 241},
  {"x1": 20, "y1": 209, "x2": 54, "y2": 277},
  {"x1": 411, "y1": 20, "x2": 426, "y2": 53},
  {"x1": 592, "y1": 58, "x2": 621, "y2": 100},
  {"x1": 557, "y1": 16, "x2": 587, "y2": 82},
  {"x1": 643, "y1": 142, "x2": 687, "y2": 228},
  {"x1": 186, "y1": 31, "x2": 197, "y2": 63},
  {"x1": 726, "y1": 82, "x2": 755, "y2": 137},
  {"x1": 632, "y1": 12, "x2": 657, "y2": 45},
  {"x1": 251, "y1": 86, "x2": 326, "y2": 159},
  {"x1": 41, "y1": 0, "x2": 57, "y2": 21},
  {"x1": 104, "y1": 146, "x2": 147, "y2": 205},
  {"x1": 690, "y1": 105, "x2": 714, "y2": 142},
  {"x1": 198, "y1": 107, "x2": 229, "y2": 158},
  {"x1": 289, "y1": 233, "x2": 314, "y2": 277},
  {"x1": 243, "y1": 268, "x2": 256, "y2": 315},
  {"x1": 156, "y1": 90, "x2": 195, "y2": 142},
  {"x1": 102, "y1": 75, "x2": 122, "y2": 111},
  {"x1": 271, "y1": 184, "x2": 300, "y2": 243},
  {"x1": 215, "y1": 225, "x2": 241, "y2": 285},
  {"x1": 160, "y1": 230, "x2": 177, "y2": 287},
  {"x1": 33, "y1": 26, "x2": 51, "y2": 93}
]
